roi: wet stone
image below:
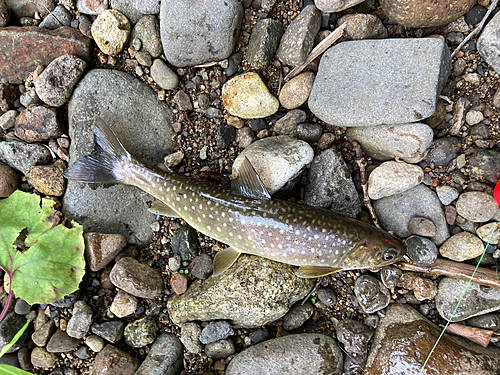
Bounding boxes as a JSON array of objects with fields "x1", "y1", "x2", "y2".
[
  {"x1": 205, "y1": 339, "x2": 235, "y2": 360},
  {"x1": 467, "y1": 314, "x2": 500, "y2": 331},
  {"x1": 135, "y1": 333, "x2": 183, "y2": 375},
  {"x1": 85, "y1": 335, "x2": 105, "y2": 352},
  {"x1": 413, "y1": 277, "x2": 438, "y2": 301},
  {"x1": 276, "y1": 5, "x2": 321, "y2": 67},
  {"x1": 26, "y1": 159, "x2": 66, "y2": 196},
  {"x1": 110, "y1": 290, "x2": 138, "y2": 318},
  {"x1": 109, "y1": 257, "x2": 163, "y2": 298},
  {"x1": 0, "y1": 162, "x2": 18, "y2": 197},
  {"x1": 309, "y1": 39, "x2": 451, "y2": 127},
  {"x1": 336, "y1": 319, "x2": 372, "y2": 362},
  {"x1": 374, "y1": 184, "x2": 449, "y2": 245},
  {"x1": 283, "y1": 302, "x2": 314, "y2": 331},
  {"x1": 316, "y1": 288, "x2": 337, "y2": 306},
  {"x1": 346, "y1": 123, "x2": 433, "y2": 163},
  {"x1": 279, "y1": 71, "x2": 315, "y2": 110},
  {"x1": 46, "y1": 330, "x2": 80, "y2": 353},
  {"x1": 354, "y1": 275, "x2": 390, "y2": 313},
  {"x1": 91, "y1": 321, "x2": 124, "y2": 343},
  {"x1": 131, "y1": 15, "x2": 162, "y2": 58},
  {"x1": 31, "y1": 347, "x2": 58, "y2": 369},
  {"x1": 407, "y1": 217, "x2": 437, "y2": 237},
  {"x1": 456, "y1": 191, "x2": 498, "y2": 222},
  {"x1": 380, "y1": 266, "x2": 402, "y2": 290},
  {"x1": 305, "y1": 149, "x2": 361, "y2": 218},
  {"x1": 405, "y1": 235, "x2": 438, "y2": 266},
  {"x1": 171, "y1": 224, "x2": 199, "y2": 262},
  {"x1": 439, "y1": 231, "x2": 485, "y2": 262},
  {"x1": 180, "y1": 322, "x2": 202, "y2": 354},
  {"x1": 225, "y1": 333, "x2": 343, "y2": 375},
  {"x1": 124, "y1": 316, "x2": 158, "y2": 348},
  {"x1": 436, "y1": 277, "x2": 500, "y2": 321},
  {"x1": 295, "y1": 123, "x2": 323, "y2": 143},
  {"x1": 200, "y1": 321, "x2": 234, "y2": 345},
  {"x1": 0, "y1": 26, "x2": 92, "y2": 85},
  {"x1": 89, "y1": 345, "x2": 140, "y2": 375},
  {"x1": 170, "y1": 273, "x2": 189, "y2": 295},
  {"x1": 476, "y1": 222, "x2": 500, "y2": 245},
  {"x1": 15, "y1": 105, "x2": 63, "y2": 142},
  {"x1": 190, "y1": 253, "x2": 213, "y2": 280},
  {"x1": 247, "y1": 18, "x2": 284, "y2": 70},
  {"x1": 67, "y1": 300, "x2": 93, "y2": 339},
  {"x1": 0, "y1": 312, "x2": 29, "y2": 353},
  {"x1": 85, "y1": 232, "x2": 127, "y2": 272},
  {"x1": 168, "y1": 255, "x2": 315, "y2": 328}
]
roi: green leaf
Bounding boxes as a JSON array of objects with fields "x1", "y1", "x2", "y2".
[
  {"x1": 0, "y1": 320, "x2": 30, "y2": 358},
  {"x1": 0, "y1": 364, "x2": 35, "y2": 375},
  {"x1": 0, "y1": 190, "x2": 85, "y2": 305}
]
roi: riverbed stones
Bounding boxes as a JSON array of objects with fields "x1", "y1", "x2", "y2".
[
  {"x1": 131, "y1": 15, "x2": 162, "y2": 58},
  {"x1": 150, "y1": 58, "x2": 178, "y2": 89},
  {"x1": 159, "y1": 0, "x2": 243, "y2": 67},
  {"x1": 279, "y1": 71, "x2": 315, "y2": 109},
  {"x1": 309, "y1": 38, "x2": 451, "y2": 127},
  {"x1": 91, "y1": 10, "x2": 131, "y2": 56},
  {"x1": 439, "y1": 231, "x2": 485, "y2": 262},
  {"x1": 476, "y1": 222, "x2": 500, "y2": 244},
  {"x1": 456, "y1": 191, "x2": 498, "y2": 222},
  {"x1": 34, "y1": 54, "x2": 86, "y2": 107},
  {"x1": 367, "y1": 161, "x2": 423, "y2": 200},
  {"x1": 354, "y1": 275, "x2": 390, "y2": 313},
  {"x1": 315, "y1": 0, "x2": 364, "y2": 12},
  {"x1": 380, "y1": 0, "x2": 475, "y2": 28},
  {"x1": 468, "y1": 148, "x2": 500, "y2": 184},
  {"x1": 374, "y1": 184, "x2": 449, "y2": 245},
  {"x1": 346, "y1": 123, "x2": 433, "y2": 163},
  {"x1": 338, "y1": 13, "x2": 388, "y2": 40},
  {"x1": 247, "y1": 18, "x2": 284, "y2": 70},
  {"x1": 90, "y1": 345, "x2": 140, "y2": 375},
  {"x1": 0, "y1": 26, "x2": 92, "y2": 84},
  {"x1": 26, "y1": 159, "x2": 66, "y2": 196},
  {"x1": 365, "y1": 303, "x2": 500, "y2": 374},
  {"x1": 232, "y1": 136, "x2": 313, "y2": 195},
  {"x1": 436, "y1": 277, "x2": 500, "y2": 321},
  {"x1": 0, "y1": 162, "x2": 18, "y2": 197},
  {"x1": 276, "y1": 5, "x2": 321, "y2": 67},
  {"x1": 109, "y1": 257, "x2": 163, "y2": 298},
  {"x1": 225, "y1": 333, "x2": 343, "y2": 375},
  {"x1": 478, "y1": 11, "x2": 500, "y2": 75},
  {"x1": 0, "y1": 312, "x2": 28, "y2": 353},
  {"x1": 84, "y1": 232, "x2": 128, "y2": 272},
  {"x1": 222, "y1": 72, "x2": 279, "y2": 119},
  {"x1": 15, "y1": 106, "x2": 63, "y2": 142},
  {"x1": 167, "y1": 255, "x2": 315, "y2": 328},
  {"x1": 66, "y1": 301, "x2": 93, "y2": 339},
  {"x1": 134, "y1": 333, "x2": 183, "y2": 375},
  {"x1": 63, "y1": 69, "x2": 175, "y2": 247}
]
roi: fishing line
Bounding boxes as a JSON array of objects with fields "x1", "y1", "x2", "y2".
[{"x1": 418, "y1": 221, "x2": 500, "y2": 374}]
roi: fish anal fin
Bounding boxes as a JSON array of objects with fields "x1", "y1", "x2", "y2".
[
  {"x1": 231, "y1": 157, "x2": 271, "y2": 200},
  {"x1": 149, "y1": 200, "x2": 180, "y2": 218},
  {"x1": 295, "y1": 266, "x2": 342, "y2": 278},
  {"x1": 213, "y1": 247, "x2": 242, "y2": 276}
]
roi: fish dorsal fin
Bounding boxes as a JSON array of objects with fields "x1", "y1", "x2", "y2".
[
  {"x1": 231, "y1": 157, "x2": 271, "y2": 200},
  {"x1": 295, "y1": 266, "x2": 342, "y2": 278},
  {"x1": 148, "y1": 200, "x2": 180, "y2": 218},
  {"x1": 213, "y1": 247, "x2": 242, "y2": 276}
]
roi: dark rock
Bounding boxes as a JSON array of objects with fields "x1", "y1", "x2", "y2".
[
  {"x1": 123, "y1": 316, "x2": 158, "y2": 348},
  {"x1": 0, "y1": 0, "x2": 10, "y2": 27},
  {"x1": 405, "y1": 235, "x2": 438, "y2": 266},
  {"x1": 250, "y1": 118, "x2": 267, "y2": 132},
  {"x1": 0, "y1": 163, "x2": 20, "y2": 197},
  {"x1": 467, "y1": 314, "x2": 500, "y2": 331},
  {"x1": 84, "y1": 232, "x2": 127, "y2": 272},
  {"x1": 39, "y1": 5, "x2": 72, "y2": 29},
  {"x1": 172, "y1": 90, "x2": 192, "y2": 111},
  {"x1": 0, "y1": 27, "x2": 92, "y2": 84},
  {"x1": 135, "y1": 333, "x2": 183, "y2": 375},
  {"x1": 0, "y1": 83, "x2": 19, "y2": 111},
  {"x1": 422, "y1": 137, "x2": 461, "y2": 167},
  {"x1": 67, "y1": 300, "x2": 93, "y2": 339},
  {"x1": 468, "y1": 148, "x2": 500, "y2": 184},
  {"x1": 89, "y1": 345, "x2": 140, "y2": 375},
  {"x1": 91, "y1": 321, "x2": 124, "y2": 343},
  {"x1": 46, "y1": 330, "x2": 80, "y2": 353},
  {"x1": 283, "y1": 302, "x2": 314, "y2": 331},
  {"x1": 296, "y1": 123, "x2": 322, "y2": 143},
  {"x1": 336, "y1": 319, "x2": 372, "y2": 362},
  {"x1": 200, "y1": 321, "x2": 234, "y2": 345},
  {"x1": 31, "y1": 347, "x2": 58, "y2": 369},
  {"x1": 190, "y1": 253, "x2": 213, "y2": 280},
  {"x1": 15, "y1": 106, "x2": 63, "y2": 142},
  {"x1": 316, "y1": 288, "x2": 337, "y2": 306},
  {"x1": 217, "y1": 125, "x2": 236, "y2": 147},
  {"x1": 171, "y1": 224, "x2": 199, "y2": 262},
  {"x1": 249, "y1": 328, "x2": 269, "y2": 343},
  {"x1": 247, "y1": 18, "x2": 284, "y2": 70},
  {"x1": 0, "y1": 312, "x2": 29, "y2": 353}
]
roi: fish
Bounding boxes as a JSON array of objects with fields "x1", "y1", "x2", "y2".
[{"x1": 64, "y1": 118, "x2": 406, "y2": 278}]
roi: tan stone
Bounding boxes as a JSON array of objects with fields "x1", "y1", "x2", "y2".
[
  {"x1": 279, "y1": 71, "x2": 315, "y2": 110},
  {"x1": 91, "y1": 10, "x2": 130, "y2": 56}
]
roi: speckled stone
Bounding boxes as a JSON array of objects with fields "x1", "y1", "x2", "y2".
[
  {"x1": 90, "y1": 345, "x2": 140, "y2": 375},
  {"x1": 354, "y1": 275, "x2": 390, "y2": 313},
  {"x1": 279, "y1": 71, "x2": 315, "y2": 110},
  {"x1": 476, "y1": 222, "x2": 500, "y2": 245},
  {"x1": 367, "y1": 161, "x2": 423, "y2": 200},
  {"x1": 109, "y1": 257, "x2": 163, "y2": 298},
  {"x1": 456, "y1": 191, "x2": 498, "y2": 222},
  {"x1": 135, "y1": 333, "x2": 183, "y2": 375},
  {"x1": 26, "y1": 159, "x2": 66, "y2": 196},
  {"x1": 439, "y1": 231, "x2": 485, "y2": 262},
  {"x1": 247, "y1": 18, "x2": 284, "y2": 70},
  {"x1": 131, "y1": 15, "x2": 162, "y2": 57},
  {"x1": 337, "y1": 13, "x2": 388, "y2": 40},
  {"x1": 91, "y1": 10, "x2": 131, "y2": 56},
  {"x1": 167, "y1": 255, "x2": 315, "y2": 328}
]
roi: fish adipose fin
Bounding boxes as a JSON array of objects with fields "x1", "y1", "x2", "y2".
[
  {"x1": 63, "y1": 117, "x2": 131, "y2": 184},
  {"x1": 213, "y1": 247, "x2": 242, "y2": 276},
  {"x1": 149, "y1": 200, "x2": 180, "y2": 218},
  {"x1": 295, "y1": 266, "x2": 342, "y2": 278},
  {"x1": 231, "y1": 157, "x2": 271, "y2": 200}
]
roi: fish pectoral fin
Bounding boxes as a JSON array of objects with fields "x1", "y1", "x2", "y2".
[
  {"x1": 295, "y1": 266, "x2": 342, "y2": 278},
  {"x1": 213, "y1": 247, "x2": 242, "y2": 276},
  {"x1": 231, "y1": 157, "x2": 271, "y2": 200},
  {"x1": 148, "y1": 200, "x2": 180, "y2": 218}
]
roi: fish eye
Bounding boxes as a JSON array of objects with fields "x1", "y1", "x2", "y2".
[{"x1": 383, "y1": 248, "x2": 398, "y2": 261}]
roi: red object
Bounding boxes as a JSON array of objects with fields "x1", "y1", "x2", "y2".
[{"x1": 495, "y1": 181, "x2": 500, "y2": 206}]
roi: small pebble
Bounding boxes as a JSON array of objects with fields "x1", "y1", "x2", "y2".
[
  {"x1": 180, "y1": 323, "x2": 202, "y2": 354},
  {"x1": 204, "y1": 339, "x2": 235, "y2": 359},
  {"x1": 282, "y1": 302, "x2": 314, "y2": 331},
  {"x1": 436, "y1": 185, "x2": 460, "y2": 205},
  {"x1": 413, "y1": 277, "x2": 438, "y2": 301},
  {"x1": 170, "y1": 273, "x2": 189, "y2": 295},
  {"x1": 456, "y1": 191, "x2": 498, "y2": 222},
  {"x1": 407, "y1": 217, "x2": 437, "y2": 237},
  {"x1": 404, "y1": 235, "x2": 438, "y2": 265},
  {"x1": 439, "y1": 231, "x2": 485, "y2": 261},
  {"x1": 200, "y1": 321, "x2": 234, "y2": 344}
]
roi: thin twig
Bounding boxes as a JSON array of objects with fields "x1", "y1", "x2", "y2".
[
  {"x1": 451, "y1": 0, "x2": 499, "y2": 58},
  {"x1": 395, "y1": 258, "x2": 500, "y2": 289},
  {"x1": 301, "y1": 277, "x2": 323, "y2": 305},
  {"x1": 194, "y1": 61, "x2": 219, "y2": 68},
  {"x1": 42, "y1": 4, "x2": 64, "y2": 26},
  {"x1": 284, "y1": 22, "x2": 347, "y2": 82},
  {"x1": 351, "y1": 141, "x2": 381, "y2": 228},
  {"x1": 445, "y1": 323, "x2": 493, "y2": 348}
]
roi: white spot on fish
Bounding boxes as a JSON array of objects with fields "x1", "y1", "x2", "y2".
[
  {"x1": 238, "y1": 235, "x2": 242, "y2": 240},
  {"x1": 159, "y1": 187, "x2": 163, "y2": 192},
  {"x1": 216, "y1": 227, "x2": 221, "y2": 232},
  {"x1": 229, "y1": 232, "x2": 233, "y2": 237},
  {"x1": 247, "y1": 235, "x2": 252, "y2": 240},
  {"x1": 295, "y1": 230, "x2": 300, "y2": 235},
  {"x1": 183, "y1": 194, "x2": 187, "y2": 199},
  {"x1": 197, "y1": 217, "x2": 201, "y2": 222},
  {"x1": 221, "y1": 212, "x2": 225, "y2": 217},
  {"x1": 301, "y1": 250, "x2": 306, "y2": 254},
  {"x1": 176, "y1": 197, "x2": 180, "y2": 202},
  {"x1": 207, "y1": 225, "x2": 211, "y2": 230},
  {"x1": 335, "y1": 250, "x2": 339, "y2": 255}
]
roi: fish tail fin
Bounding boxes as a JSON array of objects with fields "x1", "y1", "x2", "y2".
[{"x1": 64, "y1": 117, "x2": 132, "y2": 184}]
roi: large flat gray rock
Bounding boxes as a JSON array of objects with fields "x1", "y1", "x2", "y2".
[
  {"x1": 478, "y1": 11, "x2": 500, "y2": 74},
  {"x1": 63, "y1": 69, "x2": 175, "y2": 247},
  {"x1": 159, "y1": 0, "x2": 243, "y2": 67},
  {"x1": 308, "y1": 38, "x2": 451, "y2": 127}
]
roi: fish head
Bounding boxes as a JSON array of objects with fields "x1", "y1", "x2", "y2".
[{"x1": 339, "y1": 233, "x2": 405, "y2": 270}]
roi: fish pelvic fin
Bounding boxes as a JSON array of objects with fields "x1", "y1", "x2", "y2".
[
  {"x1": 149, "y1": 200, "x2": 180, "y2": 218},
  {"x1": 295, "y1": 266, "x2": 342, "y2": 278},
  {"x1": 64, "y1": 117, "x2": 131, "y2": 184},
  {"x1": 213, "y1": 247, "x2": 242, "y2": 276}
]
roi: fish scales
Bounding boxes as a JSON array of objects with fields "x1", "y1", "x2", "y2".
[{"x1": 64, "y1": 118, "x2": 406, "y2": 277}]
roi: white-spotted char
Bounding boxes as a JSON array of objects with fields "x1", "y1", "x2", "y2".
[{"x1": 64, "y1": 118, "x2": 406, "y2": 278}]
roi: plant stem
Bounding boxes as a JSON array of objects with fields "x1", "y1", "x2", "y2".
[{"x1": 0, "y1": 289, "x2": 13, "y2": 323}]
